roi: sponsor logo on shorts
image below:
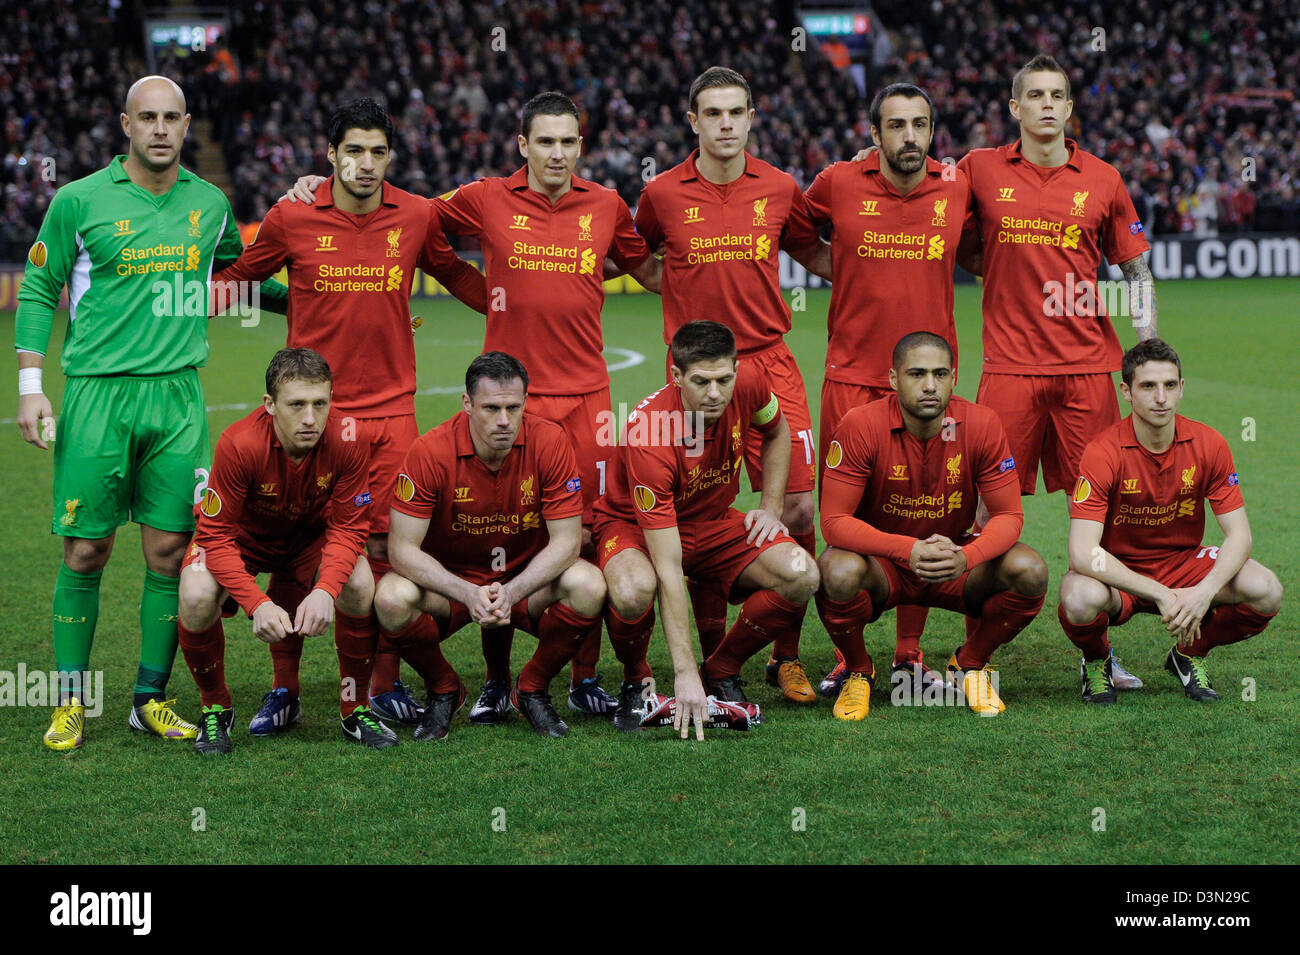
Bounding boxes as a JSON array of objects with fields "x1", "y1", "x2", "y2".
[
  {"x1": 633, "y1": 485, "x2": 656, "y2": 512},
  {"x1": 28, "y1": 241, "x2": 47, "y2": 268},
  {"x1": 999, "y1": 456, "x2": 1015, "y2": 473},
  {"x1": 826, "y1": 441, "x2": 843, "y2": 469},
  {"x1": 1227, "y1": 472, "x2": 1239, "y2": 486},
  {"x1": 1072, "y1": 476, "x2": 1091, "y2": 504},
  {"x1": 199, "y1": 488, "x2": 222, "y2": 517},
  {"x1": 565, "y1": 477, "x2": 581, "y2": 493},
  {"x1": 354, "y1": 492, "x2": 371, "y2": 507},
  {"x1": 1129, "y1": 221, "x2": 1144, "y2": 235},
  {"x1": 395, "y1": 473, "x2": 416, "y2": 503}
]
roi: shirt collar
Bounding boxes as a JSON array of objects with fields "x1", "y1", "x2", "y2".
[
  {"x1": 109, "y1": 155, "x2": 195, "y2": 183},
  {"x1": 312, "y1": 177, "x2": 399, "y2": 209},
  {"x1": 1119, "y1": 414, "x2": 1192, "y2": 448},
  {"x1": 507, "y1": 165, "x2": 590, "y2": 195},
  {"x1": 680, "y1": 148, "x2": 759, "y2": 183},
  {"x1": 1007, "y1": 137, "x2": 1083, "y2": 172}
]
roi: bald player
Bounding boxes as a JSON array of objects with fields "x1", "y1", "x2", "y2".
[{"x1": 17, "y1": 76, "x2": 288, "y2": 751}]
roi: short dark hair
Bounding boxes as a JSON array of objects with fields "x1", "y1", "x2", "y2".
[
  {"x1": 1012, "y1": 53, "x2": 1071, "y2": 102},
  {"x1": 520, "y1": 91, "x2": 580, "y2": 139},
  {"x1": 869, "y1": 82, "x2": 934, "y2": 129},
  {"x1": 327, "y1": 97, "x2": 394, "y2": 150},
  {"x1": 466, "y1": 351, "x2": 529, "y2": 398},
  {"x1": 266, "y1": 347, "x2": 332, "y2": 399},
  {"x1": 1121, "y1": 338, "x2": 1182, "y2": 386},
  {"x1": 892, "y1": 331, "x2": 954, "y2": 369},
  {"x1": 688, "y1": 66, "x2": 752, "y2": 114},
  {"x1": 670, "y1": 321, "x2": 737, "y2": 374}
]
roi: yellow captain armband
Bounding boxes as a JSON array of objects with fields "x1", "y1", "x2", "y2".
[{"x1": 752, "y1": 392, "x2": 780, "y2": 426}]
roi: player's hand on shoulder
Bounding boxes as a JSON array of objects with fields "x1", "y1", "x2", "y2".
[
  {"x1": 294, "y1": 588, "x2": 336, "y2": 637},
  {"x1": 284, "y1": 175, "x2": 326, "y2": 204},
  {"x1": 17, "y1": 393, "x2": 54, "y2": 450},
  {"x1": 744, "y1": 507, "x2": 788, "y2": 545},
  {"x1": 851, "y1": 145, "x2": 879, "y2": 163},
  {"x1": 674, "y1": 669, "x2": 709, "y2": 741},
  {"x1": 252, "y1": 601, "x2": 295, "y2": 643}
]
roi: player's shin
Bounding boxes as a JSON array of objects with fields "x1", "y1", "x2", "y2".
[
  {"x1": 705, "y1": 590, "x2": 804, "y2": 679},
  {"x1": 521, "y1": 603, "x2": 600, "y2": 692},
  {"x1": 52, "y1": 564, "x2": 102, "y2": 702},
  {"x1": 605, "y1": 605, "x2": 654, "y2": 683},
  {"x1": 1182, "y1": 604, "x2": 1276, "y2": 656},
  {"x1": 335, "y1": 610, "x2": 377, "y2": 718},
  {"x1": 961, "y1": 589, "x2": 1045, "y2": 668},
  {"x1": 178, "y1": 620, "x2": 232, "y2": 709},
  {"x1": 481, "y1": 626, "x2": 514, "y2": 683},
  {"x1": 814, "y1": 589, "x2": 876, "y2": 675},
  {"x1": 136, "y1": 569, "x2": 181, "y2": 706},
  {"x1": 687, "y1": 577, "x2": 729, "y2": 659},
  {"x1": 381, "y1": 615, "x2": 458, "y2": 694},
  {"x1": 1057, "y1": 605, "x2": 1111, "y2": 659},
  {"x1": 770, "y1": 530, "x2": 817, "y2": 659},
  {"x1": 894, "y1": 604, "x2": 930, "y2": 664}
]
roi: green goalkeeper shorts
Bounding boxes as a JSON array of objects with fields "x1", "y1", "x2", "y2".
[{"x1": 52, "y1": 369, "x2": 210, "y2": 538}]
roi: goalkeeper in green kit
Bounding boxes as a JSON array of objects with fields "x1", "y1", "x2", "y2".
[{"x1": 15, "y1": 76, "x2": 287, "y2": 750}]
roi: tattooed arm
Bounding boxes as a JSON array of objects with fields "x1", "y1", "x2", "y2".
[{"x1": 1120, "y1": 255, "x2": 1158, "y2": 341}]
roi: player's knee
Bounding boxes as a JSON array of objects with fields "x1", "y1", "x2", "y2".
[
  {"x1": 1007, "y1": 546, "x2": 1049, "y2": 596},
  {"x1": 606, "y1": 565, "x2": 656, "y2": 619},
  {"x1": 783, "y1": 494, "x2": 815, "y2": 536},
  {"x1": 178, "y1": 571, "x2": 221, "y2": 629},
  {"x1": 562, "y1": 561, "x2": 606, "y2": 617},
  {"x1": 63, "y1": 537, "x2": 112, "y2": 574},
  {"x1": 337, "y1": 564, "x2": 375, "y2": 616},
  {"x1": 773, "y1": 545, "x2": 819, "y2": 603},
  {"x1": 1246, "y1": 564, "x2": 1283, "y2": 616},
  {"x1": 373, "y1": 573, "x2": 419, "y2": 631},
  {"x1": 1058, "y1": 572, "x2": 1109, "y2": 624},
  {"x1": 818, "y1": 548, "x2": 865, "y2": 602}
]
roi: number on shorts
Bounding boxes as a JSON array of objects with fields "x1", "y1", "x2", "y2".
[
  {"x1": 193, "y1": 467, "x2": 211, "y2": 505},
  {"x1": 1196, "y1": 546, "x2": 1219, "y2": 560},
  {"x1": 797, "y1": 429, "x2": 815, "y2": 466},
  {"x1": 595, "y1": 459, "x2": 607, "y2": 497}
]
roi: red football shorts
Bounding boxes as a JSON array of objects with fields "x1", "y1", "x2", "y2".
[
  {"x1": 593, "y1": 508, "x2": 793, "y2": 601},
  {"x1": 874, "y1": 556, "x2": 974, "y2": 619},
  {"x1": 1112, "y1": 546, "x2": 1220, "y2": 626},
  {"x1": 355, "y1": 414, "x2": 420, "y2": 535},
  {"x1": 525, "y1": 387, "x2": 611, "y2": 523},
  {"x1": 976, "y1": 372, "x2": 1119, "y2": 495},
  {"x1": 666, "y1": 342, "x2": 815, "y2": 495},
  {"x1": 819, "y1": 380, "x2": 892, "y2": 488},
  {"x1": 183, "y1": 531, "x2": 326, "y2": 618}
]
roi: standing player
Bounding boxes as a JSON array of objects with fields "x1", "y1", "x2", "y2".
[
  {"x1": 177, "y1": 349, "x2": 385, "y2": 753},
  {"x1": 592, "y1": 322, "x2": 819, "y2": 738},
  {"x1": 816, "y1": 333, "x2": 1048, "y2": 719},
  {"x1": 1058, "y1": 340, "x2": 1281, "y2": 703},
  {"x1": 957, "y1": 54, "x2": 1157, "y2": 689},
  {"x1": 807, "y1": 82, "x2": 973, "y2": 693},
  {"x1": 217, "y1": 98, "x2": 487, "y2": 734},
  {"x1": 373, "y1": 352, "x2": 607, "y2": 740},
  {"x1": 633, "y1": 66, "x2": 828, "y2": 706},
  {"x1": 18, "y1": 76, "x2": 288, "y2": 751},
  {"x1": 430, "y1": 91, "x2": 661, "y2": 721}
]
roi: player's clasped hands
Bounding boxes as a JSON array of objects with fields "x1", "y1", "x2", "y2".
[
  {"x1": 293, "y1": 588, "x2": 336, "y2": 638},
  {"x1": 251, "y1": 601, "x2": 296, "y2": 643},
  {"x1": 910, "y1": 534, "x2": 968, "y2": 582},
  {"x1": 744, "y1": 507, "x2": 787, "y2": 545},
  {"x1": 1157, "y1": 585, "x2": 1214, "y2": 647}
]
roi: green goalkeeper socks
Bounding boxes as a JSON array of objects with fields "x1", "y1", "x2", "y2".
[
  {"x1": 135, "y1": 569, "x2": 180, "y2": 703},
  {"x1": 53, "y1": 563, "x2": 102, "y2": 702}
]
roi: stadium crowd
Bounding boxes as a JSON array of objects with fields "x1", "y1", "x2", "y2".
[{"x1": 3, "y1": 0, "x2": 1299, "y2": 259}]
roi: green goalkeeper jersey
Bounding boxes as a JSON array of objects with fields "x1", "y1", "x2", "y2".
[{"x1": 16, "y1": 156, "x2": 248, "y2": 377}]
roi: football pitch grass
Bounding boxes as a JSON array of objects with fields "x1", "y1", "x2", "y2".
[{"x1": 1, "y1": 279, "x2": 1296, "y2": 865}]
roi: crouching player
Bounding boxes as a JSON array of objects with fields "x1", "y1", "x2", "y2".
[
  {"x1": 178, "y1": 349, "x2": 382, "y2": 754},
  {"x1": 373, "y1": 352, "x2": 605, "y2": 740},
  {"x1": 816, "y1": 332, "x2": 1048, "y2": 719},
  {"x1": 591, "y1": 321, "x2": 819, "y2": 739},
  {"x1": 1059, "y1": 339, "x2": 1281, "y2": 703}
]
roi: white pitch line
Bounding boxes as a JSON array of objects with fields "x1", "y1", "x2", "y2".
[{"x1": 0, "y1": 348, "x2": 648, "y2": 424}]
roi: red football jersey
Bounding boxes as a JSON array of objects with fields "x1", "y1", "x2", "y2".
[
  {"x1": 804, "y1": 154, "x2": 971, "y2": 387},
  {"x1": 1069, "y1": 414, "x2": 1244, "y2": 574},
  {"x1": 635, "y1": 150, "x2": 820, "y2": 353},
  {"x1": 594, "y1": 361, "x2": 781, "y2": 530},
  {"x1": 219, "y1": 179, "x2": 486, "y2": 417},
  {"x1": 391, "y1": 412, "x2": 583, "y2": 585},
  {"x1": 958, "y1": 139, "x2": 1150, "y2": 375},
  {"x1": 434, "y1": 168, "x2": 651, "y2": 395},
  {"x1": 821, "y1": 395, "x2": 1020, "y2": 563},
  {"x1": 194, "y1": 407, "x2": 371, "y2": 615}
]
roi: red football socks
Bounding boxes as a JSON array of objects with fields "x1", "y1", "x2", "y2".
[
  {"x1": 605, "y1": 605, "x2": 654, "y2": 683},
  {"x1": 704, "y1": 589, "x2": 804, "y2": 679},
  {"x1": 520, "y1": 602, "x2": 600, "y2": 693},
  {"x1": 960, "y1": 589, "x2": 1044, "y2": 668},
  {"x1": 380, "y1": 615, "x2": 458, "y2": 694},
  {"x1": 771, "y1": 529, "x2": 815, "y2": 659},
  {"x1": 269, "y1": 633, "x2": 304, "y2": 697},
  {"x1": 178, "y1": 620, "x2": 231, "y2": 709},
  {"x1": 814, "y1": 589, "x2": 876, "y2": 675},
  {"x1": 1183, "y1": 604, "x2": 1275, "y2": 657},
  {"x1": 687, "y1": 576, "x2": 728, "y2": 660},
  {"x1": 335, "y1": 610, "x2": 377, "y2": 717},
  {"x1": 1057, "y1": 605, "x2": 1110, "y2": 659},
  {"x1": 569, "y1": 625, "x2": 602, "y2": 685},
  {"x1": 894, "y1": 604, "x2": 930, "y2": 664}
]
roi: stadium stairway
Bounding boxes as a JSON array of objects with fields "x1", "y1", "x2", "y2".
[{"x1": 192, "y1": 119, "x2": 234, "y2": 198}]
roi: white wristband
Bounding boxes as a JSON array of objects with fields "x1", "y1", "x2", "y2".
[{"x1": 18, "y1": 366, "x2": 43, "y2": 396}]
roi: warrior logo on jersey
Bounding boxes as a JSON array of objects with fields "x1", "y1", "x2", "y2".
[
  {"x1": 1121, "y1": 478, "x2": 1141, "y2": 494},
  {"x1": 395, "y1": 473, "x2": 416, "y2": 503},
  {"x1": 826, "y1": 441, "x2": 844, "y2": 469},
  {"x1": 520, "y1": 475, "x2": 536, "y2": 506},
  {"x1": 1070, "y1": 191, "x2": 1089, "y2": 217},
  {"x1": 578, "y1": 213, "x2": 593, "y2": 241},
  {"x1": 315, "y1": 235, "x2": 336, "y2": 252},
  {"x1": 684, "y1": 207, "x2": 704, "y2": 224},
  {"x1": 1181, "y1": 466, "x2": 1196, "y2": 493},
  {"x1": 946, "y1": 454, "x2": 962, "y2": 485},
  {"x1": 199, "y1": 488, "x2": 222, "y2": 518},
  {"x1": 890, "y1": 464, "x2": 908, "y2": 480},
  {"x1": 114, "y1": 219, "x2": 134, "y2": 236},
  {"x1": 509, "y1": 215, "x2": 530, "y2": 231},
  {"x1": 188, "y1": 209, "x2": 202, "y2": 237},
  {"x1": 932, "y1": 198, "x2": 948, "y2": 227},
  {"x1": 859, "y1": 200, "x2": 880, "y2": 216},
  {"x1": 454, "y1": 486, "x2": 474, "y2": 503},
  {"x1": 752, "y1": 197, "x2": 768, "y2": 227},
  {"x1": 634, "y1": 485, "x2": 656, "y2": 512},
  {"x1": 258, "y1": 483, "x2": 278, "y2": 496},
  {"x1": 1072, "y1": 476, "x2": 1091, "y2": 504},
  {"x1": 996, "y1": 188, "x2": 1016, "y2": 202},
  {"x1": 28, "y1": 241, "x2": 47, "y2": 268},
  {"x1": 386, "y1": 227, "x2": 402, "y2": 257}
]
